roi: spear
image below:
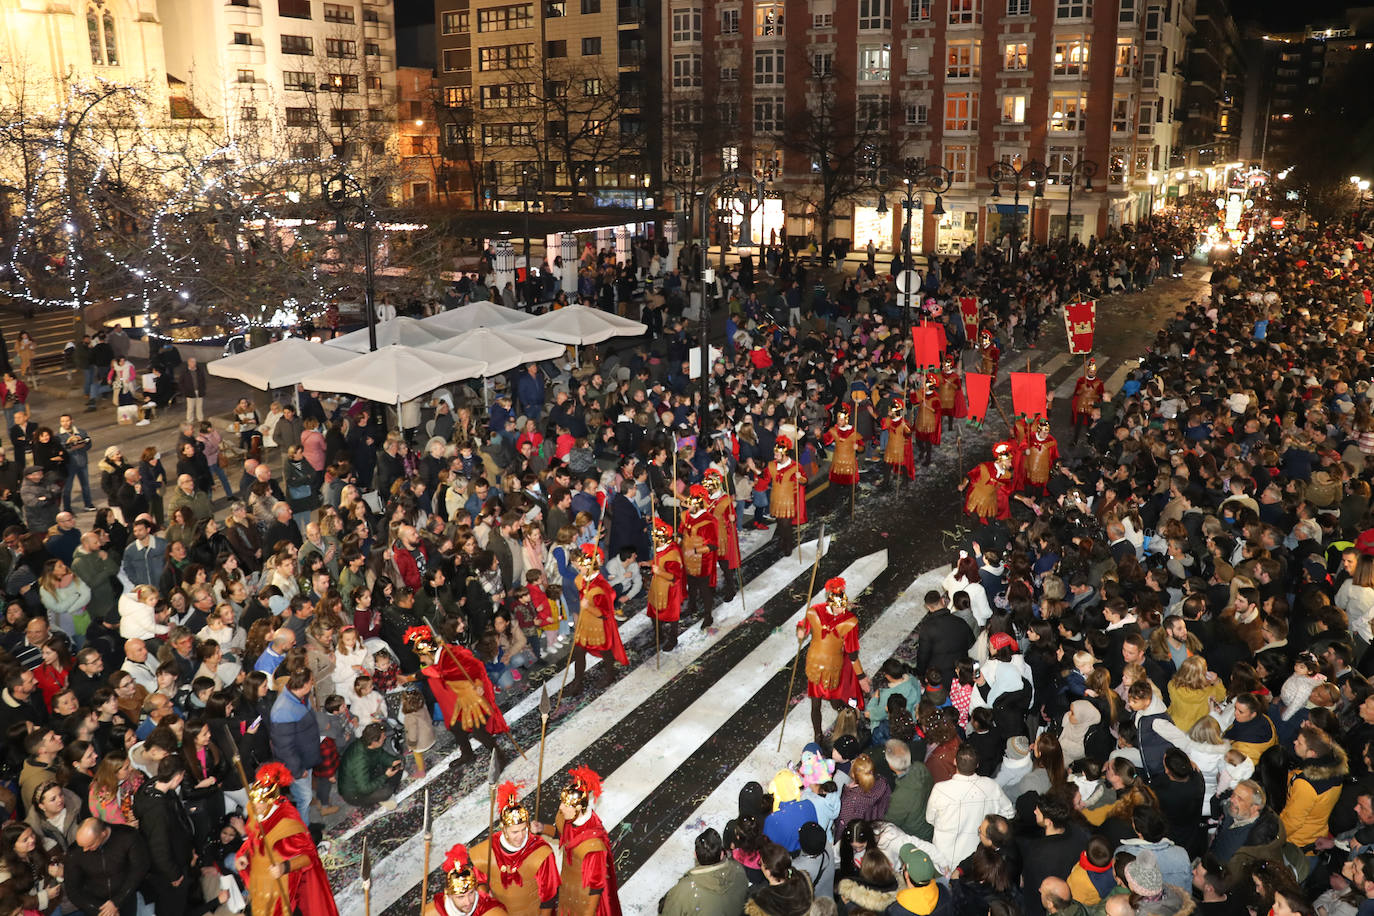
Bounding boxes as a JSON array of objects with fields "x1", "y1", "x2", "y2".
[
  {"x1": 534, "y1": 685, "x2": 551, "y2": 819},
  {"x1": 778, "y1": 522, "x2": 824, "y2": 752},
  {"x1": 361, "y1": 837, "x2": 372, "y2": 916},
  {"x1": 425, "y1": 617, "x2": 530, "y2": 764},
  {"x1": 221, "y1": 726, "x2": 294, "y2": 914},
  {"x1": 420, "y1": 788, "x2": 432, "y2": 912},
  {"x1": 485, "y1": 753, "x2": 500, "y2": 884},
  {"x1": 555, "y1": 511, "x2": 607, "y2": 710}
]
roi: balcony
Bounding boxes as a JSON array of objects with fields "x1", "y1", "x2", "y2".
[
  {"x1": 223, "y1": 1, "x2": 262, "y2": 28},
  {"x1": 364, "y1": 19, "x2": 391, "y2": 39},
  {"x1": 617, "y1": 48, "x2": 645, "y2": 68},
  {"x1": 226, "y1": 40, "x2": 266, "y2": 65},
  {"x1": 365, "y1": 50, "x2": 393, "y2": 69},
  {"x1": 618, "y1": 4, "x2": 645, "y2": 25},
  {"x1": 621, "y1": 91, "x2": 643, "y2": 109}
]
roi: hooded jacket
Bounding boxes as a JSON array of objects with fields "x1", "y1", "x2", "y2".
[
  {"x1": 1281, "y1": 745, "x2": 1350, "y2": 847},
  {"x1": 661, "y1": 859, "x2": 750, "y2": 916}
]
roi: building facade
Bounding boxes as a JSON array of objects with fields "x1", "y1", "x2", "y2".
[
  {"x1": 1174, "y1": 0, "x2": 1242, "y2": 175},
  {"x1": 158, "y1": 0, "x2": 399, "y2": 163},
  {"x1": 433, "y1": 0, "x2": 662, "y2": 212},
  {"x1": 664, "y1": 0, "x2": 1195, "y2": 256}
]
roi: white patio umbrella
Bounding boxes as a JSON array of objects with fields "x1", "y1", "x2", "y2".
[
  {"x1": 422, "y1": 326, "x2": 567, "y2": 376},
  {"x1": 509, "y1": 304, "x2": 646, "y2": 346},
  {"x1": 325, "y1": 316, "x2": 448, "y2": 353},
  {"x1": 298, "y1": 346, "x2": 489, "y2": 404},
  {"x1": 421, "y1": 301, "x2": 530, "y2": 334},
  {"x1": 207, "y1": 337, "x2": 357, "y2": 390}
]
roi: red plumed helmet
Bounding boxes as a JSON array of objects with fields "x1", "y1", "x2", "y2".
[
  {"x1": 442, "y1": 843, "x2": 473, "y2": 875},
  {"x1": 578, "y1": 544, "x2": 605, "y2": 563},
  {"x1": 254, "y1": 761, "x2": 294, "y2": 789},
  {"x1": 825, "y1": 577, "x2": 846, "y2": 594},
  {"x1": 775, "y1": 435, "x2": 793, "y2": 450},
  {"x1": 689, "y1": 484, "x2": 708, "y2": 499},
  {"x1": 568, "y1": 765, "x2": 603, "y2": 799},
  {"x1": 993, "y1": 441, "x2": 1015, "y2": 457}
]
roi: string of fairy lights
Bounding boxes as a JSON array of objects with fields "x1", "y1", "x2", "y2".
[{"x1": 1, "y1": 74, "x2": 364, "y2": 343}]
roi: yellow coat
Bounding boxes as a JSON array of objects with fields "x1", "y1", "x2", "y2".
[{"x1": 1167, "y1": 682, "x2": 1227, "y2": 732}]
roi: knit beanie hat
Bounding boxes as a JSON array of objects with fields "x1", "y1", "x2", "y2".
[
  {"x1": 799, "y1": 822, "x2": 827, "y2": 857},
  {"x1": 1125, "y1": 850, "x2": 1164, "y2": 896},
  {"x1": 738, "y1": 782, "x2": 765, "y2": 819}
]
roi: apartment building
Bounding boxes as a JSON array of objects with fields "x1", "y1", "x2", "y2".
[
  {"x1": 1175, "y1": 0, "x2": 1242, "y2": 176},
  {"x1": 158, "y1": 0, "x2": 399, "y2": 162},
  {"x1": 664, "y1": 0, "x2": 1194, "y2": 255},
  {"x1": 433, "y1": 0, "x2": 661, "y2": 211},
  {"x1": 396, "y1": 65, "x2": 443, "y2": 204}
]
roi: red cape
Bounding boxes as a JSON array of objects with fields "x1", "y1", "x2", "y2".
[
  {"x1": 423, "y1": 645, "x2": 510, "y2": 735},
  {"x1": 239, "y1": 801, "x2": 338, "y2": 916},
  {"x1": 561, "y1": 813, "x2": 623, "y2": 916},
  {"x1": 581, "y1": 575, "x2": 630, "y2": 665}
]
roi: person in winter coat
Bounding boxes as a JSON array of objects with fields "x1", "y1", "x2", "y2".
[
  {"x1": 926, "y1": 744, "x2": 1015, "y2": 868},
  {"x1": 1210, "y1": 779, "x2": 1287, "y2": 885},
  {"x1": 1280, "y1": 723, "x2": 1350, "y2": 848},
  {"x1": 661, "y1": 827, "x2": 750, "y2": 916},
  {"x1": 337, "y1": 722, "x2": 402, "y2": 809},
  {"x1": 837, "y1": 754, "x2": 891, "y2": 832},
  {"x1": 19, "y1": 466, "x2": 61, "y2": 533},
  {"x1": 131, "y1": 756, "x2": 196, "y2": 915},
  {"x1": 117, "y1": 585, "x2": 166, "y2": 642},
  {"x1": 268, "y1": 669, "x2": 324, "y2": 820},
  {"x1": 884, "y1": 739, "x2": 934, "y2": 841}
]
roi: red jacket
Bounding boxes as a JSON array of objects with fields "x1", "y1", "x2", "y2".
[{"x1": 392, "y1": 540, "x2": 431, "y2": 591}]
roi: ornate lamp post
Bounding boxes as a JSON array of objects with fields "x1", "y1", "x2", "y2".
[
  {"x1": 1063, "y1": 159, "x2": 1099, "y2": 243},
  {"x1": 326, "y1": 170, "x2": 378, "y2": 352},
  {"x1": 986, "y1": 158, "x2": 1047, "y2": 262},
  {"x1": 876, "y1": 157, "x2": 952, "y2": 336}
]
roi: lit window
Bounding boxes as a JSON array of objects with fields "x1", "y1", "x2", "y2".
[
  {"x1": 946, "y1": 40, "x2": 979, "y2": 78},
  {"x1": 88, "y1": 4, "x2": 118, "y2": 66},
  {"x1": 1003, "y1": 42, "x2": 1028, "y2": 70},
  {"x1": 1002, "y1": 94, "x2": 1026, "y2": 123},
  {"x1": 859, "y1": 45, "x2": 890, "y2": 80},
  {"x1": 755, "y1": 2, "x2": 784, "y2": 36},
  {"x1": 944, "y1": 91, "x2": 977, "y2": 131}
]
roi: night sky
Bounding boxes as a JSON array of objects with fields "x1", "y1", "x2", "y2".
[
  {"x1": 396, "y1": 0, "x2": 435, "y2": 28},
  {"x1": 1240, "y1": 0, "x2": 1365, "y2": 30}
]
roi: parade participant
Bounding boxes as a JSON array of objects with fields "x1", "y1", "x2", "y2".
[
  {"x1": 646, "y1": 519, "x2": 686, "y2": 650},
  {"x1": 758, "y1": 436, "x2": 807, "y2": 555},
  {"x1": 424, "y1": 842, "x2": 509, "y2": 916},
  {"x1": 566, "y1": 546, "x2": 629, "y2": 697},
  {"x1": 702, "y1": 469, "x2": 740, "y2": 601},
  {"x1": 1070, "y1": 357, "x2": 1105, "y2": 444},
  {"x1": 938, "y1": 354, "x2": 967, "y2": 431},
  {"x1": 679, "y1": 484, "x2": 718, "y2": 625},
  {"x1": 470, "y1": 781, "x2": 560, "y2": 916},
  {"x1": 881, "y1": 400, "x2": 915, "y2": 484},
  {"x1": 910, "y1": 373, "x2": 943, "y2": 466},
  {"x1": 796, "y1": 577, "x2": 869, "y2": 746},
  {"x1": 532, "y1": 766, "x2": 622, "y2": 916},
  {"x1": 822, "y1": 403, "x2": 864, "y2": 487},
  {"x1": 236, "y1": 762, "x2": 339, "y2": 916},
  {"x1": 978, "y1": 328, "x2": 1001, "y2": 376},
  {"x1": 958, "y1": 441, "x2": 1017, "y2": 521},
  {"x1": 408, "y1": 625, "x2": 512, "y2": 769},
  {"x1": 1016, "y1": 417, "x2": 1060, "y2": 495}
]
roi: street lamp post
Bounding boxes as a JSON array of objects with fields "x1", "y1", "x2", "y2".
[
  {"x1": 520, "y1": 167, "x2": 541, "y2": 309},
  {"x1": 876, "y1": 157, "x2": 952, "y2": 337},
  {"x1": 986, "y1": 158, "x2": 1047, "y2": 262},
  {"x1": 697, "y1": 171, "x2": 764, "y2": 442},
  {"x1": 326, "y1": 170, "x2": 378, "y2": 353},
  {"x1": 1147, "y1": 174, "x2": 1160, "y2": 216},
  {"x1": 1063, "y1": 159, "x2": 1099, "y2": 243}
]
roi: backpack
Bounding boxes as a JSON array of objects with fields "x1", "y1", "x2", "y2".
[{"x1": 545, "y1": 545, "x2": 565, "y2": 587}]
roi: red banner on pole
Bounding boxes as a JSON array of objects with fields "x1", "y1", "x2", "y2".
[
  {"x1": 1010, "y1": 372, "x2": 1048, "y2": 419},
  {"x1": 911, "y1": 325, "x2": 943, "y2": 369},
  {"x1": 965, "y1": 372, "x2": 992, "y2": 424},
  {"x1": 1063, "y1": 300, "x2": 1097, "y2": 355},
  {"x1": 959, "y1": 296, "x2": 979, "y2": 331}
]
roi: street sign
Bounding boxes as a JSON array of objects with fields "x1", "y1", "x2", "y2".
[
  {"x1": 1270, "y1": 217, "x2": 1286, "y2": 230},
  {"x1": 896, "y1": 270, "x2": 920, "y2": 294}
]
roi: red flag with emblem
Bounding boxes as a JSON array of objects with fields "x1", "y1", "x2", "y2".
[
  {"x1": 965, "y1": 372, "x2": 992, "y2": 425},
  {"x1": 1010, "y1": 372, "x2": 1048, "y2": 419},
  {"x1": 1064, "y1": 300, "x2": 1097, "y2": 355},
  {"x1": 959, "y1": 296, "x2": 979, "y2": 331},
  {"x1": 911, "y1": 324, "x2": 943, "y2": 369}
]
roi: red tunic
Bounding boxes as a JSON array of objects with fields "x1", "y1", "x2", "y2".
[
  {"x1": 470, "y1": 834, "x2": 561, "y2": 916},
  {"x1": 574, "y1": 574, "x2": 629, "y2": 665},
  {"x1": 798, "y1": 604, "x2": 864, "y2": 709},
  {"x1": 238, "y1": 801, "x2": 339, "y2": 916},
  {"x1": 421, "y1": 645, "x2": 510, "y2": 735},
  {"x1": 964, "y1": 461, "x2": 1014, "y2": 520},
  {"x1": 556, "y1": 812, "x2": 622, "y2": 916},
  {"x1": 1071, "y1": 375, "x2": 1105, "y2": 422},
  {"x1": 709, "y1": 492, "x2": 741, "y2": 570},
  {"x1": 646, "y1": 542, "x2": 686, "y2": 624},
  {"x1": 910, "y1": 389, "x2": 943, "y2": 446},
  {"x1": 761, "y1": 459, "x2": 808, "y2": 523},
  {"x1": 822, "y1": 424, "x2": 864, "y2": 486},
  {"x1": 679, "y1": 510, "x2": 719, "y2": 587},
  {"x1": 1016, "y1": 435, "x2": 1060, "y2": 489},
  {"x1": 881, "y1": 417, "x2": 915, "y2": 478}
]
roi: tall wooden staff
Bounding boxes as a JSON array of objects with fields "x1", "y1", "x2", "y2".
[
  {"x1": 792, "y1": 415, "x2": 803, "y2": 563},
  {"x1": 484, "y1": 754, "x2": 500, "y2": 885},
  {"x1": 849, "y1": 394, "x2": 858, "y2": 521},
  {"x1": 777, "y1": 522, "x2": 825, "y2": 752},
  {"x1": 222, "y1": 733, "x2": 294, "y2": 914},
  {"x1": 426, "y1": 621, "x2": 530, "y2": 762},
  {"x1": 361, "y1": 838, "x2": 372, "y2": 916},
  {"x1": 420, "y1": 788, "x2": 432, "y2": 912},
  {"x1": 534, "y1": 686, "x2": 551, "y2": 818},
  {"x1": 555, "y1": 515, "x2": 606, "y2": 709}
]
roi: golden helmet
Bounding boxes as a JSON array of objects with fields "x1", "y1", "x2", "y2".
[
  {"x1": 703, "y1": 469, "x2": 726, "y2": 497},
  {"x1": 652, "y1": 518, "x2": 675, "y2": 550},
  {"x1": 441, "y1": 843, "x2": 480, "y2": 897},
  {"x1": 560, "y1": 765, "x2": 603, "y2": 817},
  {"x1": 688, "y1": 484, "x2": 709, "y2": 512},
  {"x1": 825, "y1": 577, "x2": 849, "y2": 613},
  {"x1": 248, "y1": 762, "x2": 292, "y2": 809},
  {"x1": 1086, "y1": 358, "x2": 1098, "y2": 378},
  {"x1": 574, "y1": 544, "x2": 604, "y2": 575},
  {"x1": 497, "y1": 781, "x2": 530, "y2": 828}
]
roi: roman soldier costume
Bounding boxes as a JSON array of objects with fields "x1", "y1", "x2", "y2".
[
  {"x1": 911, "y1": 373, "x2": 943, "y2": 464},
  {"x1": 646, "y1": 518, "x2": 687, "y2": 649},
  {"x1": 978, "y1": 328, "x2": 1001, "y2": 376},
  {"x1": 566, "y1": 546, "x2": 629, "y2": 697},
  {"x1": 1016, "y1": 417, "x2": 1060, "y2": 494},
  {"x1": 881, "y1": 400, "x2": 915, "y2": 482},
  {"x1": 679, "y1": 483, "x2": 719, "y2": 624},
  {"x1": 961, "y1": 441, "x2": 1017, "y2": 520},
  {"x1": 702, "y1": 469, "x2": 740, "y2": 600},
  {"x1": 470, "y1": 782, "x2": 560, "y2": 916},
  {"x1": 408, "y1": 626, "x2": 511, "y2": 768},
  {"x1": 535, "y1": 766, "x2": 622, "y2": 916},
  {"x1": 424, "y1": 843, "x2": 509, "y2": 916},
  {"x1": 796, "y1": 577, "x2": 869, "y2": 744},
  {"x1": 237, "y1": 763, "x2": 339, "y2": 916},
  {"x1": 759, "y1": 436, "x2": 807, "y2": 555},
  {"x1": 938, "y1": 355, "x2": 968, "y2": 430},
  {"x1": 822, "y1": 404, "x2": 864, "y2": 486},
  {"x1": 1071, "y1": 357, "x2": 1105, "y2": 442}
]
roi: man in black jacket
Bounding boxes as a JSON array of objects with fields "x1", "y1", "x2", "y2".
[
  {"x1": 65, "y1": 817, "x2": 150, "y2": 916},
  {"x1": 133, "y1": 756, "x2": 196, "y2": 915},
  {"x1": 914, "y1": 590, "x2": 974, "y2": 684}
]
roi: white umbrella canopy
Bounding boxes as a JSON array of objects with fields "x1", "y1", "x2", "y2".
[
  {"x1": 421, "y1": 301, "x2": 530, "y2": 334},
  {"x1": 298, "y1": 346, "x2": 488, "y2": 404},
  {"x1": 325, "y1": 316, "x2": 448, "y2": 353},
  {"x1": 422, "y1": 326, "x2": 566, "y2": 376},
  {"x1": 509, "y1": 304, "x2": 646, "y2": 345},
  {"x1": 207, "y1": 337, "x2": 357, "y2": 390}
]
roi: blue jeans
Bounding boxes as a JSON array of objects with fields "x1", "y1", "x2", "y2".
[
  {"x1": 64, "y1": 463, "x2": 93, "y2": 510},
  {"x1": 85, "y1": 366, "x2": 110, "y2": 400},
  {"x1": 288, "y1": 768, "x2": 318, "y2": 823},
  {"x1": 211, "y1": 464, "x2": 234, "y2": 499}
]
